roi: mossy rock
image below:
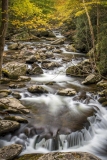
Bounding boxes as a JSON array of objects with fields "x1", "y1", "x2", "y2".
[
  {"x1": 15, "y1": 154, "x2": 43, "y2": 160},
  {"x1": 98, "y1": 97, "x2": 107, "y2": 103}
]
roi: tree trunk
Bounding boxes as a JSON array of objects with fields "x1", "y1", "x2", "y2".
[
  {"x1": 0, "y1": 0, "x2": 8, "y2": 79},
  {"x1": 82, "y1": 0, "x2": 95, "y2": 52}
]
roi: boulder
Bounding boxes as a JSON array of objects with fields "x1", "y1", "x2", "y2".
[
  {"x1": 0, "y1": 120, "x2": 20, "y2": 135},
  {"x1": 4, "y1": 116, "x2": 28, "y2": 123},
  {"x1": 97, "y1": 80, "x2": 107, "y2": 89},
  {"x1": 57, "y1": 88, "x2": 77, "y2": 96},
  {"x1": 9, "y1": 83, "x2": 26, "y2": 89},
  {"x1": 11, "y1": 32, "x2": 40, "y2": 41},
  {"x1": 27, "y1": 63, "x2": 43, "y2": 75},
  {"x1": 51, "y1": 38, "x2": 65, "y2": 45},
  {"x1": 0, "y1": 144, "x2": 23, "y2": 160},
  {"x1": 18, "y1": 76, "x2": 31, "y2": 82},
  {"x1": 0, "y1": 89, "x2": 11, "y2": 98},
  {"x1": 2, "y1": 62, "x2": 27, "y2": 79},
  {"x1": 28, "y1": 85, "x2": 48, "y2": 93},
  {"x1": 42, "y1": 62, "x2": 61, "y2": 70},
  {"x1": 16, "y1": 152, "x2": 101, "y2": 160},
  {"x1": 0, "y1": 97, "x2": 29, "y2": 114},
  {"x1": 66, "y1": 59, "x2": 93, "y2": 77},
  {"x1": 52, "y1": 49, "x2": 62, "y2": 53},
  {"x1": 26, "y1": 55, "x2": 37, "y2": 64},
  {"x1": 12, "y1": 92, "x2": 21, "y2": 99},
  {"x1": 82, "y1": 74, "x2": 101, "y2": 85},
  {"x1": 65, "y1": 44, "x2": 76, "y2": 52},
  {"x1": 0, "y1": 78, "x2": 10, "y2": 84},
  {"x1": 8, "y1": 43, "x2": 18, "y2": 50}
]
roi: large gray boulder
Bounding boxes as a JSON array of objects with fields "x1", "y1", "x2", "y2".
[
  {"x1": 28, "y1": 85, "x2": 48, "y2": 93},
  {"x1": 0, "y1": 97, "x2": 29, "y2": 114},
  {"x1": 42, "y1": 62, "x2": 61, "y2": 70},
  {"x1": 65, "y1": 44, "x2": 76, "y2": 52},
  {"x1": 57, "y1": 88, "x2": 77, "y2": 96},
  {"x1": 0, "y1": 144, "x2": 23, "y2": 160},
  {"x1": 0, "y1": 120, "x2": 20, "y2": 135},
  {"x1": 66, "y1": 59, "x2": 92, "y2": 77},
  {"x1": 2, "y1": 62, "x2": 27, "y2": 79},
  {"x1": 4, "y1": 115, "x2": 28, "y2": 123},
  {"x1": 27, "y1": 63, "x2": 43, "y2": 75},
  {"x1": 82, "y1": 74, "x2": 101, "y2": 85},
  {"x1": 51, "y1": 38, "x2": 65, "y2": 45}
]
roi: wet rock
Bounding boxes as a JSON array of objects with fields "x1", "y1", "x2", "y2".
[
  {"x1": 0, "y1": 78, "x2": 10, "y2": 84},
  {"x1": 51, "y1": 38, "x2": 65, "y2": 45},
  {"x1": 82, "y1": 74, "x2": 101, "y2": 85},
  {"x1": 0, "y1": 97, "x2": 29, "y2": 114},
  {"x1": 20, "y1": 49, "x2": 34, "y2": 57},
  {"x1": 0, "y1": 120, "x2": 20, "y2": 135},
  {"x1": 66, "y1": 44, "x2": 76, "y2": 52},
  {"x1": 0, "y1": 90, "x2": 11, "y2": 98},
  {"x1": 18, "y1": 76, "x2": 31, "y2": 82},
  {"x1": 9, "y1": 83, "x2": 26, "y2": 89},
  {"x1": 8, "y1": 43, "x2": 18, "y2": 50},
  {"x1": 0, "y1": 144, "x2": 23, "y2": 160},
  {"x1": 16, "y1": 152, "x2": 101, "y2": 160},
  {"x1": 52, "y1": 49, "x2": 62, "y2": 53},
  {"x1": 12, "y1": 92, "x2": 21, "y2": 99},
  {"x1": 66, "y1": 59, "x2": 92, "y2": 77},
  {"x1": 2, "y1": 62, "x2": 27, "y2": 79},
  {"x1": 98, "y1": 97, "x2": 107, "y2": 104},
  {"x1": 102, "y1": 101, "x2": 107, "y2": 107},
  {"x1": 11, "y1": 31, "x2": 40, "y2": 41},
  {"x1": 97, "y1": 80, "x2": 107, "y2": 89},
  {"x1": 26, "y1": 55, "x2": 37, "y2": 64},
  {"x1": 42, "y1": 62, "x2": 61, "y2": 70},
  {"x1": 4, "y1": 116, "x2": 28, "y2": 123},
  {"x1": 45, "y1": 52, "x2": 55, "y2": 59},
  {"x1": 57, "y1": 88, "x2": 77, "y2": 96},
  {"x1": 28, "y1": 85, "x2": 48, "y2": 93},
  {"x1": 27, "y1": 63, "x2": 43, "y2": 75}
]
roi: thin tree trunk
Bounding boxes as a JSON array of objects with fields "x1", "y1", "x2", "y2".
[
  {"x1": 82, "y1": 0, "x2": 95, "y2": 52},
  {"x1": 0, "y1": 0, "x2": 8, "y2": 79},
  {"x1": 97, "y1": 1, "x2": 100, "y2": 59}
]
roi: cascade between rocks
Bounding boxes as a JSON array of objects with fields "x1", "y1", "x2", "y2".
[{"x1": 0, "y1": 31, "x2": 107, "y2": 160}]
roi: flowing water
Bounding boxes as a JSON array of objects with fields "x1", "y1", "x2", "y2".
[{"x1": 1, "y1": 31, "x2": 107, "y2": 160}]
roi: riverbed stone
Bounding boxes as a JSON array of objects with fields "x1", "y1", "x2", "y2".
[
  {"x1": 82, "y1": 74, "x2": 101, "y2": 85},
  {"x1": 0, "y1": 144, "x2": 23, "y2": 160},
  {"x1": 42, "y1": 62, "x2": 61, "y2": 69},
  {"x1": 0, "y1": 90, "x2": 11, "y2": 98},
  {"x1": 15, "y1": 152, "x2": 101, "y2": 160},
  {"x1": 26, "y1": 55, "x2": 37, "y2": 64},
  {"x1": 28, "y1": 85, "x2": 48, "y2": 93},
  {"x1": 18, "y1": 76, "x2": 31, "y2": 82},
  {"x1": 2, "y1": 62, "x2": 27, "y2": 79},
  {"x1": 12, "y1": 92, "x2": 21, "y2": 99},
  {"x1": 0, "y1": 97, "x2": 29, "y2": 114},
  {"x1": 4, "y1": 116, "x2": 28, "y2": 123},
  {"x1": 65, "y1": 44, "x2": 76, "y2": 52},
  {"x1": 51, "y1": 38, "x2": 65, "y2": 45},
  {"x1": 8, "y1": 43, "x2": 18, "y2": 50},
  {"x1": 57, "y1": 88, "x2": 77, "y2": 96},
  {"x1": 27, "y1": 63, "x2": 43, "y2": 75},
  {"x1": 0, "y1": 78, "x2": 11, "y2": 84},
  {"x1": 66, "y1": 59, "x2": 92, "y2": 77},
  {"x1": 0, "y1": 120, "x2": 20, "y2": 135},
  {"x1": 97, "y1": 80, "x2": 107, "y2": 89}
]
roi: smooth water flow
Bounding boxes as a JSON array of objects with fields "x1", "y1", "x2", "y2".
[{"x1": 1, "y1": 31, "x2": 107, "y2": 160}]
